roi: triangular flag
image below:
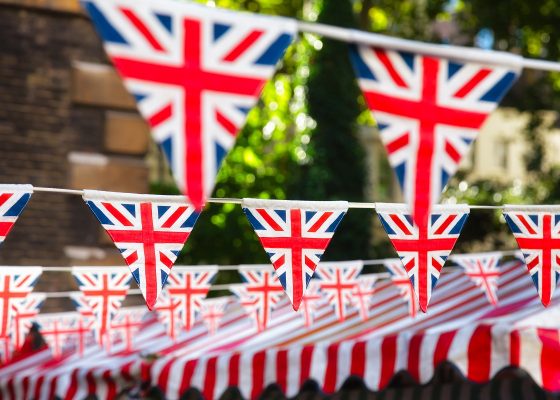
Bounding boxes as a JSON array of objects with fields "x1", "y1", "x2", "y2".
[
  {"x1": 83, "y1": 0, "x2": 297, "y2": 210},
  {"x1": 350, "y1": 44, "x2": 521, "y2": 227},
  {"x1": 384, "y1": 259, "x2": 419, "y2": 318},
  {"x1": 70, "y1": 291, "x2": 95, "y2": 321},
  {"x1": 242, "y1": 199, "x2": 348, "y2": 311},
  {"x1": 12, "y1": 292, "x2": 45, "y2": 351},
  {"x1": 351, "y1": 275, "x2": 377, "y2": 321},
  {"x1": 154, "y1": 290, "x2": 183, "y2": 340},
  {"x1": 0, "y1": 184, "x2": 32, "y2": 246},
  {"x1": 166, "y1": 266, "x2": 217, "y2": 331},
  {"x1": 0, "y1": 267, "x2": 42, "y2": 340},
  {"x1": 451, "y1": 252, "x2": 502, "y2": 305},
  {"x1": 503, "y1": 206, "x2": 560, "y2": 307},
  {"x1": 232, "y1": 266, "x2": 284, "y2": 331},
  {"x1": 315, "y1": 261, "x2": 362, "y2": 322},
  {"x1": 83, "y1": 190, "x2": 199, "y2": 310},
  {"x1": 72, "y1": 267, "x2": 131, "y2": 346},
  {"x1": 299, "y1": 280, "x2": 323, "y2": 328},
  {"x1": 36, "y1": 312, "x2": 94, "y2": 357},
  {"x1": 376, "y1": 203, "x2": 469, "y2": 312},
  {"x1": 199, "y1": 297, "x2": 229, "y2": 335},
  {"x1": 110, "y1": 307, "x2": 146, "y2": 351}
]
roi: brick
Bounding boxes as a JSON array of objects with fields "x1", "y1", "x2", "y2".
[
  {"x1": 0, "y1": 0, "x2": 81, "y2": 14},
  {"x1": 71, "y1": 62, "x2": 137, "y2": 110},
  {"x1": 105, "y1": 111, "x2": 150, "y2": 155}
]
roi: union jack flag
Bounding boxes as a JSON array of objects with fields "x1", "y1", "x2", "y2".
[
  {"x1": 232, "y1": 267, "x2": 284, "y2": 331},
  {"x1": 451, "y1": 252, "x2": 502, "y2": 305},
  {"x1": 154, "y1": 290, "x2": 183, "y2": 340},
  {"x1": 376, "y1": 203, "x2": 469, "y2": 312},
  {"x1": 315, "y1": 261, "x2": 363, "y2": 322},
  {"x1": 199, "y1": 297, "x2": 229, "y2": 335},
  {"x1": 70, "y1": 291, "x2": 95, "y2": 321},
  {"x1": 12, "y1": 292, "x2": 45, "y2": 350},
  {"x1": 83, "y1": 0, "x2": 296, "y2": 210},
  {"x1": 350, "y1": 46, "x2": 520, "y2": 227},
  {"x1": 384, "y1": 259, "x2": 419, "y2": 318},
  {"x1": 299, "y1": 280, "x2": 323, "y2": 328},
  {"x1": 37, "y1": 312, "x2": 94, "y2": 357},
  {"x1": 166, "y1": 266, "x2": 217, "y2": 331},
  {"x1": 110, "y1": 307, "x2": 147, "y2": 351},
  {"x1": 72, "y1": 267, "x2": 131, "y2": 346},
  {"x1": 242, "y1": 199, "x2": 348, "y2": 311},
  {"x1": 503, "y1": 206, "x2": 560, "y2": 307},
  {"x1": 0, "y1": 267, "x2": 42, "y2": 340},
  {"x1": 351, "y1": 275, "x2": 377, "y2": 321},
  {"x1": 83, "y1": 190, "x2": 199, "y2": 310},
  {"x1": 0, "y1": 185, "x2": 32, "y2": 246}
]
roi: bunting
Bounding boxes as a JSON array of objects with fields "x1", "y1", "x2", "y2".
[
  {"x1": 0, "y1": 184, "x2": 32, "y2": 247},
  {"x1": 69, "y1": 291, "x2": 95, "y2": 322},
  {"x1": 242, "y1": 199, "x2": 348, "y2": 311},
  {"x1": 37, "y1": 312, "x2": 94, "y2": 357},
  {"x1": 503, "y1": 206, "x2": 560, "y2": 307},
  {"x1": 110, "y1": 307, "x2": 146, "y2": 351},
  {"x1": 384, "y1": 259, "x2": 419, "y2": 318},
  {"x1": 350, "y1": 45, "x2": 520, "y2": 227},
  {"x1": 376, "y1": 203, "x2": 469, "y2": 312},
  {"x1": 83, "y1": 190, "x2": 199, "y2": 310},
  {"x1": 315, "y1": 261, "x2": 362, "y2": 321},
  {"x1": 299, "y1": 280, "x2": 323, "y2": 328},
  {"x1": 12, "y1": 292, "x2": 45, "y2": 351},
  {"x1": 351, "y1": 275, "x2": 377, "y2": 321},
  {"x1": 82, "y1": 0, "x2": 296, "y2": 210},
  {"x1": 451, "y1": 252, "x2": 502, "y2": 305},
  {"x1": 72, "y1": 267, "x2": 131, "y2": 346},
  {"x1": 166, "y1": 266, "x2": 217, "y2": 331},
  {"x1": 199, "y1": 297, "x2": 229, "y2": 335},
  {"x1": 154, "y1": 290, "x2": 183, "y2": 340},
  {"x1": 232, "y1": 267, "x2": 284, "y2": 331}
]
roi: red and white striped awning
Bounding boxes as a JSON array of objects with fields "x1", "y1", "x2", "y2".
[{"x1": 1, "y1": 260, "x2": 559, "y2": 399}]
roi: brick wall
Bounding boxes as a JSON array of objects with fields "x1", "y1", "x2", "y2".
[{"x1": 0, "y1": 1, "x2": 150, "y2": 310}]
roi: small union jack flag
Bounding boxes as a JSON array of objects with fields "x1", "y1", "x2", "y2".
[
  {"x1": 72, "y1": 267, "x2": 131, "y2": 346},
  {"x1": 83, "y1": 190, "x2": 199, "y2": 310},
  {"x1": 451, "y1": 252, "x2": 502, "y2": 305},
  {"x1": 37, "y1": 312, "x2": 94, "y2": 357},
  {"x1": 166, "y1": 266, "x2": 217, "y2": 331},
  {"x1": 350, "y1": 46, "x2": 520, "y2": 227},
  {"x1": 83, "y1": 0, "x2": 296, "y2": 210},
  {"x1": 384, "y1": 259, "x2": 419, "y2": 318},
  {"x1": 0, "y1": 267, "x2": 42, "y2": 340},
  {"x1": 70, "y1": 291, "x2": 95, "y2": 321},
  {"x1": 199, "y1": 297, "x2": 229, "y2": 335},
  {"x1": 242, "y1": 199, "x2": 348, "y2": 311},
  {"x1": 0, "y1": 185, "x2": 32, "y2": 247},
  {"x1": 110, "y1": 307, "x2": 146, "y2": 351},
  {"x1": 503, "y1": 206, "x2": 560, "y2": 307},
  {"x1": 315, "y1": 261, "x2": 363, "y2": 322},
  {"x1": 351, "y1": 275, "x2": 377, "y2": 321},
  {"x1": 12, "y1": 292, "x2": 45, "y2": 350},
  {"x1": 299, "y1": 280, "x2": 323, "y2": 328},
  {"x1": 154, "y1": 290, "x2": 183, "y2": 340},
  {"x1": 232, "y1": 267, "x2": 284, "y2": 331},
  {"x1": 376, "y1": 203, "x2": 469, "y2": 312}
]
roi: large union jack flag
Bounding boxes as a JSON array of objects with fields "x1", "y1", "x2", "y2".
[
  {"x1": 199, "y1": 297, "x2": 229, "y2": 335},
  {"x1": 503, "y1": 206, "x2": 560, "y2": 307},
  {"x1": 350, "y1": 46, "x2": 520, "y2": 227},
  {"x1": 72, "y1": 267, "x2": 131, "y2": 346},
  {"x1": 166, "y1": 266, "x2": 217, "y2": 331},
  {"x1": 242, "y1": 199, "x2": 348, "y2": 311},
  {"x1": 451, "y1": 252, "x2": 502, "y2": 305},
  {"x1": 0, "y1": 267, "x2": 42, "y2": 341},
  {"x1": 315, "y1": 261, "x2": 363, "y2": 322},
  {"x1": 83, "y1": 0, "x2": 296, "y2": 210},
  {"x1": 0, "y1": 185, "x2": 32, "y2": 247},
  {"x1": 232, "y1": 267, "x2": 285, "y2": 331},
  {"x1": 83, "y1": 190, "x2": 199, "y2": 310},
  {"x1": 384, "y1": 259, "x2": 419, "y2": 318},
  {"x1": 154, "y1": 289, "x2": 183, "y2": 340},
  {"x1": 376, "y1": 203, "x2": 469, "y2": 312},
  {"x1": 12, "y1": 292, "x2": 45, "y2": 351}
]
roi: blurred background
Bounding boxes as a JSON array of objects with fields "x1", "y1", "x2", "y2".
[{"x1": 1, "y1": 0, "x2": 560, "y2": 310}]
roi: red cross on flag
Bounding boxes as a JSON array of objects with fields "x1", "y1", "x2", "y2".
[
  {"x1": 299, "y1": 280, "x2": 324, "y2": 328},
  {"x1": 83, "y1": 190, "x2": 199, "y2": 310},
  {"x1": 351, "y1": 275, "x2": 378, "y2": 321},
  {"x1": 451, "y1": 252, "x2": 502, "y2": 306},
  {"x1": 350, "y1": 42, "x2": 521, "y2": 228},
  {"x1": 199, "y1": 297, "x2": 229, "y2": 335},
  {"x1": 72, "y1": 267, "x2": 131, "y2": 347},
  {"x1": 12, "y1": 292, "x2": 45, "y2": 351},
  {"x1": 166, "y1": 266, "x2": 217, "y2": 331},
  {"x1": 504, "y1": 206, "x2": 560, "y2": 307},
  {"x1": 242, "y1": 199, "x2": 348, "y2": 312},
  {"x1": 154, "y1": 290, "x2": 183, "y2": 340},
  {"x1": 383, "y1": 259, "x2": 419, "y2": 318},
  {"x1": 315, "y1": 261, "x2": 363, "y2": 322},
  {"x1": 110, "y1": 307, "x2": 146, "y2": 351},
  {"x1": 37, "y1": 312, "x2": 94, "y2": 357},
  {"x1": 83, "y1": 0, "x2": 296, "y2": 210}
]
